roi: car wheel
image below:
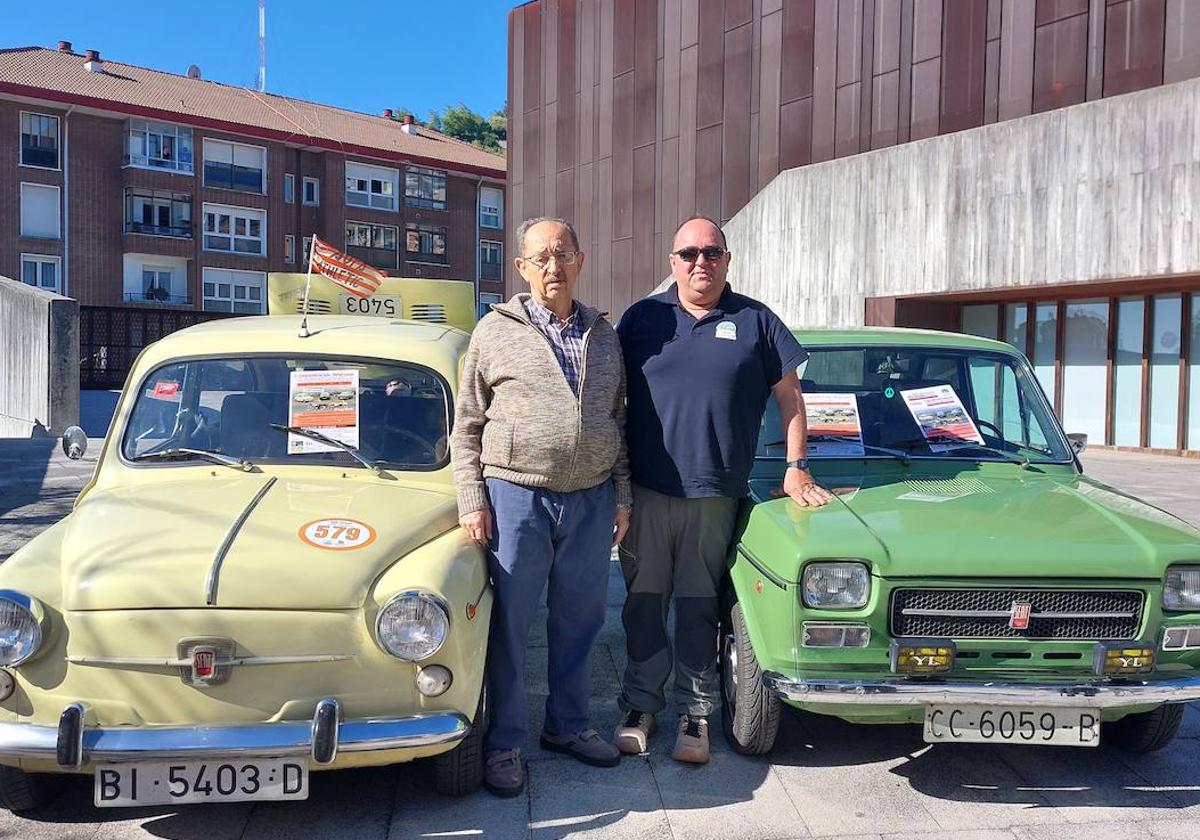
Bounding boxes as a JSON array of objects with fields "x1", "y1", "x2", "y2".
[
  {"x1": 720, "y1": 599, "x2": 781, "y2": 755},
  {"x1": 1104, "y1": 704, "x2": 1185, "y2": 753},
  {"x1": 0, "y1": 765, "x2": 61, "y2": 812},
  {"x1": 433, "y1": 689, "x2": 486, "y2": 796}
]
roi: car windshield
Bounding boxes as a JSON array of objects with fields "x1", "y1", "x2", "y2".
[
  {"x1": 121, "y1": 356, "x2": 450, "y2": 470},
  {"x1": 758, "y1": 344, "x2": 1073, "y2": 464}
]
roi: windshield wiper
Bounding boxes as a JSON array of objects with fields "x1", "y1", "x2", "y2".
[
  {"x1": 885, "y1": 437, "x2": 1030, "y2": 468},
  {"x1": 761, "y1": 440, "x2": 911, "y2": 464},
  {"x1": 134, "y1": 447, "x2": 254, "y2": 471},
  {"x1": 268, "y1": 424, "x2": 383, "y2": 474}
]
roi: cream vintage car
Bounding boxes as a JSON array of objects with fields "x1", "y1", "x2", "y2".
[{"x1": 0, "y1": 315, "x2": 491, "y2": 810}]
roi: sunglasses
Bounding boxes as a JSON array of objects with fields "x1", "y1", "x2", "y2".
[{"x1": 672, "y1": 245, "x2": 727, "y2": 262}]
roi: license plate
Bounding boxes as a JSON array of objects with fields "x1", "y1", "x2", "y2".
[
  {"x1": 339, "y1": 294, "x2": 401, "y2": 318},
  {"x1": 923, "y1": 704, "x2": 1100, "y2": 747},
  {"x1": 94, "y1": 759, "x2": 308, "y2": 807}
]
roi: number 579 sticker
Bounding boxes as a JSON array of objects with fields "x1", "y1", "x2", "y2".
[{"x1": 299, "y1": 518, "x2": 376, "y2": 550}]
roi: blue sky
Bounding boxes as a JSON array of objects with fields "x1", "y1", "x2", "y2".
[{"x1": 5, "y1": 0, "x2": 515, "y2": 118}]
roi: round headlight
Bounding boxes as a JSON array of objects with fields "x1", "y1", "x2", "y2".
[
  {"x1": 0, "y1": 592, "x2": 43, "y2": 666},
  {"x1": 801, "y1": 561, "x2": 871, "y2": 609},
  {"x1": 376, "y1": 592, "x2": 450, "y2": 661}
]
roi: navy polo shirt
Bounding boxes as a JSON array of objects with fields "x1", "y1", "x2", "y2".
[{"x1": 617, "y1": 283, "x2": 808, "y2": 499}]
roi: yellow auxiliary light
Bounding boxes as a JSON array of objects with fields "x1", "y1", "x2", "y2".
[
  {"x1": 890, "y1": 638, "x2": 955, "y2": 675},
  {"x1": 1093, "y1": 641, "x2": 1155, "y2": 676}
]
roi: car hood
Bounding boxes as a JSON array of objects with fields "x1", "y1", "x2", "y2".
[
  {"x1": 61, "y1": 474, "x2": 459, "y2": 610},
  {"x1": 744, "y1": 468, "x2": 1200, "y2": 582}
]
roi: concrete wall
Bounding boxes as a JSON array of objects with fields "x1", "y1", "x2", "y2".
[
  {"x1": 724, "y1": 77, "x2": 1200, "y2": 327},
  {"x1": 0, "y1": 277, "x2": 79, "y2": 437}
]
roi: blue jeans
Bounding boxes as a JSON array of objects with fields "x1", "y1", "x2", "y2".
[{"x1": 483, "y1": 477, "x2": 616, "y2": 752}]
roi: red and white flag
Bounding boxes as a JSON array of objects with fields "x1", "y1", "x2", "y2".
[{"x1": 308, "y1": 235, "x2": 385, "y2": 299}]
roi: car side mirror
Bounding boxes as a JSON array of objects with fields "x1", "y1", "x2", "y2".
[
  {"x1": 61, "y1": 426, "x2": 88, "y2": 460},
  {"x1": 1066, "y1": 433, "x2": 1087, "y2": 455}
]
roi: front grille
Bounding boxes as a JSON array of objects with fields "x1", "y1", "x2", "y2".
[{"x1": 890, "y1": 588, "x2": 1144, "y2": 640}]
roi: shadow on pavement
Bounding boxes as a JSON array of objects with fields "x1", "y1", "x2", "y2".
[{"x1": 0, "y1": 440, "x2": 56, "y2": 519}]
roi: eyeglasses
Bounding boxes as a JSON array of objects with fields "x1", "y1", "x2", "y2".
[
  {"x1": 521, "y1": 250, "x2": 579, "y2": 269},
  {"x1": 672, "y1": 245, "x2": 726, "y2": 262}
]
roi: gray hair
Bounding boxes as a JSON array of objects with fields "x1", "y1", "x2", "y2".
[{"x1": 515, "y1": 216, "x2": 581, "y2": 256}]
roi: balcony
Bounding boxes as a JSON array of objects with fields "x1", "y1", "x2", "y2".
[
  {"x1": 126, "y1": 221, "x2": 192, "y2": 238},
  {"x1": 124, "y1": 291, "x2": 192, "y2": 306},
  {"x1": 347, "y1": 246, "x2": 398, "y2": 273},
  {"x1": 481, "y1": 262, "x2": 502, "y2": 282}
]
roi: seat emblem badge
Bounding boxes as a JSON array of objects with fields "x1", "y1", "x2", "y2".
[
  {"x1": 177, "y1": 637, "x2": 236, "y2": 686},
  {"x1": 1009, "y1": 601, "x2": 1032, "y2": 630},
  {"x1": 192, "y1": 647, "x2": 216, "y2": 681}
]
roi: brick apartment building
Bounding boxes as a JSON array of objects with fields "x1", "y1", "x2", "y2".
[{"x1": 0, "y1": 43, "x2": 507, "y2": 317}]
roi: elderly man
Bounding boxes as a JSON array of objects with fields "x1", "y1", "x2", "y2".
[
  {"x1": 451, "y1": 217, "x2": 631, "y2": 797},
  {"x1": 614, "y1": 215, "x2": 832, "y2": 764}
]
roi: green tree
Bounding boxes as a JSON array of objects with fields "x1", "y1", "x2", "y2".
[{"x1": 391, "y1": 103, "x2": 507, "y2": 154}]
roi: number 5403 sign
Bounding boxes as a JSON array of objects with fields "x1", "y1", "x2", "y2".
[{"x1": 299, "y1": 518, "x2": 376, "y2": 550}]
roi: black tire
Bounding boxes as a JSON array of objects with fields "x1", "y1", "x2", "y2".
[
  {"x1": 720, "y1": 599, "x2": 781, "y2": 755},
  {"x1": 0, "y1": 765, "x2": 61, "y2": 812},
  {"x1": 433, "y1": 689, "x2": 486, "y2": 796},
  {"x1": 1104, "y1": 704, "x2": 1185, "y2": 753}
]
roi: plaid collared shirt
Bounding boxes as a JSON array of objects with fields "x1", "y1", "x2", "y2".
[{"x1": 523, "y1": 297, "x2": 586, "y2": 396}]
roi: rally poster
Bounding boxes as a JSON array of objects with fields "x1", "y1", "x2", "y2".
[
  {"x1": 899, "y1": 385, "x2": 984, "y2": 453},
  {"x1": 287, "y1": 369, "x2": 360, "y2": 454},
  {"x1": 804, "y1": 393, "x2": 865, "y2": 456}
]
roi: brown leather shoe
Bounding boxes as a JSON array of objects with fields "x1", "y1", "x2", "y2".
[
  {"x1": 672, "y1": 715, "x2": 710, "y2": 764},
  {"x1": 614, "y1": 710, "x2": 656, "y2": 755}
]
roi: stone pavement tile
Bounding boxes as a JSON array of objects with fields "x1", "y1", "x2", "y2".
[
  {"x1": 991, "y1": 743, "x2": 1177, "y2": 824},
  {"x1": 1108, "y1": 734, "x2": 1200, "y2": 817},
  {"x1": 523, "y1": 642, "x2": 623, "y2": 699},
  {"x1": 1010, "y1": 822, "x2": 1163, "y2": 840},
  {"x1": 1173, "y1": 704, "x2": 1200, "y2": 739},
  {"x1": 387, "y1": 760, "x2": 529, "y2": 840},
  {"x1": 652, "y1": 748, "x2": 808, "y2": 840},
  {"x1": 886, "y1": 744, "x2": 1063, "y2": 830},
  {"x1": 528, "y1": 752, "x2": 669, "y2": 840},
  {"x1": 240, "y1": 765, "x2": 396, "y2": 839},
  {"x1": 882, "y1": 830, "x2": 1020, "y2": 840}
]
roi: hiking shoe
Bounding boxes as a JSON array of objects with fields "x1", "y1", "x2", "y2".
[
  {"x1": 540, "y1": 728, "x2": 621, "y2": 767},
  {"x1": 484, "y1": 748, "x2": 525, "y2": 798},
  {"x1": 614, "y1": 710, "x2": 656, "y2": 755},
  {"x1": 672, "y1": 715, "x2": 710, "y2": 764}
]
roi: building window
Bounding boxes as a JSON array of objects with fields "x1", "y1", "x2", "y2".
[
  {"x1": 284, "y1": 174, "x2": 295, "y2": 203},
  {"x1": 405, "y1": 166, "x2": 447, "y2": 210},
  {"x1": 20, "y1": 112, "x2": 60, "y2": 169},
  {"x1": 477, "y1": 291, "x2": 502, "y2": 320},
  {"x1": 345, "y1": 161, "x2": 398, "y2": 211},
  {"x1": 303, "y1": 177, "x2": 320, "y2": 206},
  {"x1": 125, "y1": 119, "x2": 193, "y2": 173},
  {"x1": 202, "y1": 268, "x2": 266, "y2": 314},
  {"x1": 20, "y1": 183, "x2": 60, "y2": 239},
  {"x1": 480, "y1": 239, "x2": 503, "y2": 281},
  {"x1": 203, "y1": 138, "x2": 266, "y2": 194},
  {"x1": 346, "y1": 221, "x2": 398, "y2": 271},
  {"x1": 20, "y1": 254, "x2": 60, "y2": 292},
  {"x1": 124, "y1": 189, "x2": 192, "y2": 238},
  {"x1": 134, "y1": 266, "x2": 176, "y2": 303},
  {"x1": 303, "y1": 236, "x2": 313, "y2": 266},
  {"x1": 202, "y1": 204, "x2": 266, "y2": 255},
  {"x1": 406, "y1": 224, "x2": 447, "y2": 263},
  {"x1": 480, "y1": 186, "x2": 503, "y2": 228},
  {"x1": 285, "y1": 234, "x2": 296, "y2": 264}
]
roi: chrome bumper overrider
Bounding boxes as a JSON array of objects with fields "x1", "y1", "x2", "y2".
[
  {"x1": 0, "y1": 698, "x2": 470, "y2": 769},
  {"x1": 764, "y1": 672, "x2": 1200, "y2": 708}
]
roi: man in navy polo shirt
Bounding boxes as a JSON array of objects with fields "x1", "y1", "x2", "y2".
[{"x1": 613, "y1": 215, "x2": 832, "y2": 764}]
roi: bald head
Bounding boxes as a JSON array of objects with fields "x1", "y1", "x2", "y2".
[{"x1": 671, "y1": 215, "x2": 727, "y2": 251}]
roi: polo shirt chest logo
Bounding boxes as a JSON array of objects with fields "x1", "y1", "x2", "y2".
[{"x1": 715, "y1": 321, "x2": 738, "y2": 341}]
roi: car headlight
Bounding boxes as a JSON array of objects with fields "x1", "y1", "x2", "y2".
[
  {"x1": 0, "y1": 591, "x2": 44, "y2": 666},
  {"x1": 375, "y1": 591, "x2": 450, "y2": 661},
  {"x1": 1163, "y1": 566, "x2": 1200, "y2": 611},
  {"x1": 801, "y1": 561, "x2": 870, "y2": 609}
]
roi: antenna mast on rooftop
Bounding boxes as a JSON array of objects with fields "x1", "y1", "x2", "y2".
[{"x1": 257, "y1": 0, "x2": 266, "y2": 92}]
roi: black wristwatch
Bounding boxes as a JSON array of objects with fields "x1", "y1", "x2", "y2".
[{"x1": 786, "y1": 459, "x2": 810, "y2": 471}]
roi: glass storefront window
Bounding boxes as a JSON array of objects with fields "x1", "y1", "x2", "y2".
[
  {"x1": 1033, "y1": 303, "x2": 1058, "y2": 406},
  {"x1": 1113, "y1": 298, "x2": 1143, "y2": 447},
  {"x1": 1149, "y1": 294, "x2": 1182, "y2": 449},
  {"x1": 1004, "y1": 304, "x2": 1028, "y2": 352},
  {"x1": 1189, "y1": 296, "x2": 1200, "y2": 451},
  {"x1": 961, "y1": 304, "x2": 998, "y2": 339},
  {"x1": 1061, "y1": 300, "x2": 1108, "y2": 443}
]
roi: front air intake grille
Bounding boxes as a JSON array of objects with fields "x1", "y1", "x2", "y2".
[
  {"x1": 890, "y1": 588, "x2": 1144, "y2": 640},
  {"x1": 295, "y1": 299, "x2": 333, "y2": 315}
]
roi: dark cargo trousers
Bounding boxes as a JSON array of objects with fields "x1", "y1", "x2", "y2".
[{"x1": 617, "y1": 484, "x2": 739, "y2": 718}]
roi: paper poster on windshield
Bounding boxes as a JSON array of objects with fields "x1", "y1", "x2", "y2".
[
  {"x1": 899, "y1": 385, "x2": 984, "y2": 453},
  {"x1": 287, "y1": 370, "x2": 360, "y2": 454},
  {"x1": 804, "y1": 393, "x2": 865, "y2": 456}
]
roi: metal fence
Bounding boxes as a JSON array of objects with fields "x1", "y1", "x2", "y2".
[{"x1": 79, "y1": 305, "x2": 234, "y2": 389}]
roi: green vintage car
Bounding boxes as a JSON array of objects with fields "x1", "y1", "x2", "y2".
[{"x1": 721, "y1": 327, "x2": 1200, "y2": 755}]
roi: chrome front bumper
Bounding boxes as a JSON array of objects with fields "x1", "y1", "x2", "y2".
[
  {"x1": 0, "y1": 698, "x2": 470, "y2": 768},
  {"x1": 764, "y1": 672, "x2": 1200, "y2": 708}
]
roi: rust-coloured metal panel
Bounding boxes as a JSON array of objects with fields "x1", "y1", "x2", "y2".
[
  {"x1": 984, "y1": 37, "x2": 1000, "y2": 123},
  {"x1": 987, "y1": 0, "x2": 1002, "y2": 38},
  {"x1": 897, "y1": 0, "x2": 914, "y2": 142},
  {"x1": 998, "y1": 0, "x2": 1036, "y2": 118},
  {"x1": 697, "y1": 0, "x2": 727, "y2": 128},
  {"x1": 612, "y1": 71, "x2": 635, "y2": 240},
  {"x1": 524, "y1": 3, "x2": 543, "y2": 108},
  {"x1": 522, "y1": 107, "x2": 543, "y2": 218},
  {"x1": 1036, "y1": 0, "x2": 1090, "y2": 25},
  {"x1": 632, "y1": 144, "x2": 657, "y2": 291},
  {"x1": 661, "y1": 136, "x2": 680, "y2": 234},
  {"x1": 1032, "y1": 13, "x2": 1089, "y2": 112},
  {"x1": 694, "y1": 123, "x2": 723, "y2": 220},
  {"x1": 614, "y1": 0, "x2": 636, "y2": 74},
  {"x1": 779, "y1": 96, "x2": 814, "y2": 169},
  {"x1": 940, "y1": 0, "x2": 988, "y2": 133},
  {"x1": 635, "y1": 0, "x2": 659, "y2": 148},
  {"x1": 612, "y1": 237, "x2": 634, "y2": 316},
  {"x1": 682, "y1": 0, "x2": 700, "y2": 47},
  {"x1": 726, "y1": 0, "x2": 753, "y2": 29},
  {"x1": 723, "y1": 22, "x2": 753, "y2": 220},
  {"x1": 663, "y1": 0, "x2": 683, "y2": 137},
  {"x1": 598, "y1": 0, "x2": 615, "y2": 159},
  {"x1": 758, "y1": 9, "x2": 784, "y2": 188},
  {"x1": 781, "y1": 0, "x2": 815, "y2": 103},
  {"x1": 871, "y1": 70, "x2": 900, "y2": 148},
  {"x1": 811, "y1": 0, "x2": 838, "y2": 162},
  {"x1": 837, "y1": 0, "x2": 865, "y2": 86},
  {"x1": 556, "y1": 169, "x2": 575, "y2": 220},
  {"x1": 1165, "y1": 0, "x2": 1200, "y2": 83},
  {"x1": 557, "y1": 0, "x2": 577, "y2": 171},
  {"x1": 835, "y1": 83, "x2": 862, "y2": 159},
  {"x1": 595, "y1": 156, "x2": 614, "y2": 313},
  {"x1": 912, "y1": 0, "x2": 943, "y2": 63},
  {"x1": 678, "y1": 44, "x2": 699, "y2": 216},
  {"x1": 875, "y1": 0, "x2": 902, "y2": 74},
  {"x1": 1087, "y1": 0, "x2": 1108, "y2": 99},
  {"x1": 909, "y1": 58, "x2": 941, "y2": 140},
  {"x1": 859, "y1": 0, "x2": 876, "y2": 154},
  {"x1": 1103, "y1": 0, "x2": 1167, "y2": 96}
]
